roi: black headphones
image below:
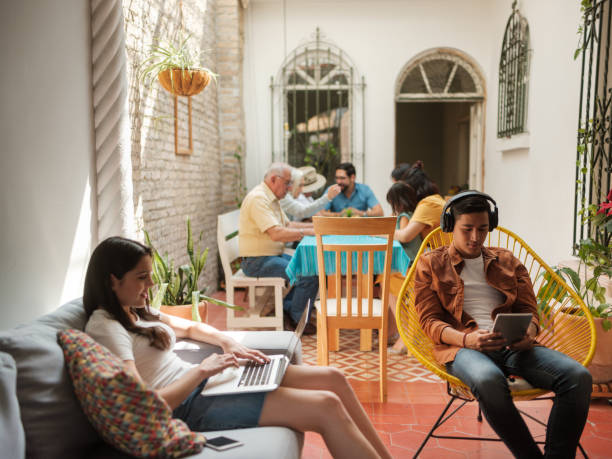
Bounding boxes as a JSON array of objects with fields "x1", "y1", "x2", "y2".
[{"x1": 440, "y1": 190, "x2": 498, "y2": 233}]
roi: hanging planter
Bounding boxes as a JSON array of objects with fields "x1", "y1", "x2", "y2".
[
  {"x1": 139, "y1": 34, "x2": 216, "y2": 91},
  {"x1": 157, "y1": 68, "x2": 212, "y2": 97},
  {"x1": 139, "y1": 34, "x2": 217, "y2": 154}
]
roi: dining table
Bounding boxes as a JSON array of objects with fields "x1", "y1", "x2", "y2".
[
  {"x1": 285, "y1": 235, "x2": 411, "y2": 284},
  {"x1": 285, "y1": 234, "x2": 411, "y2": 352}
]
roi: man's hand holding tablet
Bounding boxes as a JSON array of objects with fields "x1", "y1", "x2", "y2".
[
  {"x1": 492, "y1": 313, "x2": 536, "y2": 351},
  {"x1": 464, "y1": 329, "x2": 507, "y2": 351}
]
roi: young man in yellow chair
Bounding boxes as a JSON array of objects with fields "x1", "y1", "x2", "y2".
[{"x1": 414, "y1": 191, "x2": 592, "y2": 458}]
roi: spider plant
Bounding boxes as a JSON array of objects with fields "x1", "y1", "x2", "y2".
[{"x1": 139, "y1": 33, "x2": 217, "y2": 88}]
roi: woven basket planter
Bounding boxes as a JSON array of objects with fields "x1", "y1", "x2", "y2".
[{"x1": 158, "y1": 68, "x2": 211, "y2": 96}]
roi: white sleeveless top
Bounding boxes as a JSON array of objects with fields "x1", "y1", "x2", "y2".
[
  {"x1": 460, "y1": 256, "x2": 504, "y2": 331},
  {"x1": 85, "y1": 309, "x2": 195, "y2": 389}
]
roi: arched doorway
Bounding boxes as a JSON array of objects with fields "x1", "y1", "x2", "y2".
[{"x1": 395, "y1": 48, "x2": 486, "y2": 193}]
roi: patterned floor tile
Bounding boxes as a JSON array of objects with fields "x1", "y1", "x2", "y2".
[{"x1": 301, "y1": 329, "x2": 442, "y2": 383}]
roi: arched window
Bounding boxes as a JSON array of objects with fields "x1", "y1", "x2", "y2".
[
  {"x1": 270, "y1": 28, "x2": 365, "y2": 184},
  {"x1": 395, "y1": 50, "x2": 484, "y2": 102},
  {"x1": 497, "y1": 3, "x2": 530, "y2": 137},
  {"x1": 395, "y1": 48, "x2": 486, "y2": 190}
]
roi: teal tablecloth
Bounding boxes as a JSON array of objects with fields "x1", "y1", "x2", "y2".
[{"x1": 285, "y1": 235, "x2": 410, "y2": 285}]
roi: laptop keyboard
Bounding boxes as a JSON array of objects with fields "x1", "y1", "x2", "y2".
[{"x1": 238, "y1": 360, "x2": 275, "y2": 387}]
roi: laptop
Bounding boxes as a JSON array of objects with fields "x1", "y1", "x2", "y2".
[{"x1": 200, "y1": 300, "x2": 312, "y2": 396}]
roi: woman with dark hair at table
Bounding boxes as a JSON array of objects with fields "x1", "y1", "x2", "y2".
[
  {"x1": 386, "y1": 161, "x2": 446, "y2": 354},
  {"x1": 394, "y1": 160, "x2": 446, "y2": 244},
  {"x1": 386, "y1": 181, "x2": 421, "y2": 261}
]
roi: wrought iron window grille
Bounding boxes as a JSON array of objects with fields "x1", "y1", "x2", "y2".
[
  {"x1": 574, "y1": 0, "x2": 612, "y2": 250},
  {"x1": 395, "y1": 50, "x2": 484, "y2": 103},
  {"x1": 497, "y1": 2, "x2": 530, "y2": 138},
  {"x1": 270, "y1": 28, "x2": 365, "y2": 186}
]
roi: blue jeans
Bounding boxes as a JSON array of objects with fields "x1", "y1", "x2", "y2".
[
  {"x1": 241, "y1": 254, "x2": 319, "y2": 323},
  {"x1": 447, "y1": 346, "x2": 592, "y2": 458},
  {"x1": 173, "y1": 379, "x2": 266, "y2": 430}
]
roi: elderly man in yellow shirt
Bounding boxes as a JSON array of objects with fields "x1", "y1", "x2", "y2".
[{"x1": 239, "y1": 163, "x2": 319, "y2": 334}]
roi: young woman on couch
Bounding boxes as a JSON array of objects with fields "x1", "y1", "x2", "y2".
[{"x1": 83, "y1": 236, "x2": 391, "y2": 459}]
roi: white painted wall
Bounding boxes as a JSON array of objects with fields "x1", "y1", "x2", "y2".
[
  {"x1": 486, "y1": 1, "x2": 582, "y2": 265},
  {"x1": 0, "y1": 1, "x2": 95, "y2": 330},
  {"x1": 244, "y1": 0, "x2": 582, "y2": 264}
]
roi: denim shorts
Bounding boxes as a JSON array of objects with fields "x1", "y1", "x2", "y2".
[{"x1": 172, "y1": 379, "x2": 267, "y2": 431}]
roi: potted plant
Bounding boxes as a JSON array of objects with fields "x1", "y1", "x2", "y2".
[
  {"x1": 139, "y1": 34, "x2": 217, "y2": 97},
  {"x1": 145, "y1": 217, "x2": 242, "y2": 322},
  {"x1": 537, "y1": 188, "x2": 612, "y2": 382}
]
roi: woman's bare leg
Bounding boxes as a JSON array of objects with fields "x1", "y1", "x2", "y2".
[
  {"x1": 280, "y1": 365, "x2": 392, "y2": 459},
  {"x1": 388, "y1": 293, "x2": 407, "y2": 354},
  {"x1": 259, "y1": 386, "x2": 379, "y2": 459}
]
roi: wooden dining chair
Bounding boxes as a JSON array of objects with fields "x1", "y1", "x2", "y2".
[
  {"x1": 313, "y1": 216, "x2": 396, "y2": 402},
  {"x1": 395, "y1": 226, "x2": 596, "y2": 456}
]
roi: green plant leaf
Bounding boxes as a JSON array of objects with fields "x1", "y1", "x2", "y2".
[
  {"x1": 186, "y1": 216, "x2": 194, "y2": 265},
  {"x1": 202, "y1": 295, "x2": 244, "y2": 311},
  {"x1": 191, "y1": 290, "x2": 202, "y2": 322},
  {"x1": 197, "y1": 248, "x2": 209, "y2": 277},
  {"x1": 150, "y1": 283, "x2": 168, "y2": 309},
  {"x1": 558, "y1": 266, "x2": 581, "y2": 291}
]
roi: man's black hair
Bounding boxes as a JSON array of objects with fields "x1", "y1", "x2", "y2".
[
  {"x1": 336, "y1": 162, "x2": 356, "y2": 177},
  {"x1": 451, "y1": 194, "x2": 491, "y2": 220}
]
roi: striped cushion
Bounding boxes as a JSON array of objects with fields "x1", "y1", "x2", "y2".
[{"x1": 57, "y1": 329, "x2": 206, "y2": 458}]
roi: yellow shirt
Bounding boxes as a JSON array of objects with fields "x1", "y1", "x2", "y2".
[
  {"x1": 411, "y1": 194, "x2": 446, "y2": 230},
  {"x1": 239, "y1": 182, "x2": 289, "y2": 256}
]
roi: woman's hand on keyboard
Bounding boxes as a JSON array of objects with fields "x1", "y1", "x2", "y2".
[
  {"x1": 198, "y1": 352, "x2": 240, "y2": 377},
  {"x1": 221, "y1": 340, "x2": 270, "y2": 365}
]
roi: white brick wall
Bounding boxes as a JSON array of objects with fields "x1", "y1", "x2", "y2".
[
  {"x1": 123, "y1": 0, "x2": 224, "y2": 291},
  {"x1": 217, "y1": 0, "x2": 248, "y2": 210}
]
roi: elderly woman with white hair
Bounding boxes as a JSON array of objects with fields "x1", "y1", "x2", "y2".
[{"x1": 280, "y1": 166, "x2": 341, "y2": 221}]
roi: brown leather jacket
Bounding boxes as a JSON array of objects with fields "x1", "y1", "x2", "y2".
[{"x1": 414, "y1": 244, "x2": 540, "y2": 364}]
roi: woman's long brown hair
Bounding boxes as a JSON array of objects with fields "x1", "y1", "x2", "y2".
[{"x1": 83, "y1": 236, "x2": 171, "y2": 350}]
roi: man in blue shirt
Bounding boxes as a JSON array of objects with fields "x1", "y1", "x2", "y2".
[{"x1": 320, "y1": 162, "x2": 383, "y2": 217}]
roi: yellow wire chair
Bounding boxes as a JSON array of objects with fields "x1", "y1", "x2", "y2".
[{"x1": 395, "y1": 226, "x2": 597, "y2": 458}]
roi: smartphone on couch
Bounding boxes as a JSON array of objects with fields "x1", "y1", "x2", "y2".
[{"x1": 205, "y1": 436, "x2": 244, "y2": 451}]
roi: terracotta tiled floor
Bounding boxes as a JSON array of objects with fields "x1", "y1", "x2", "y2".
[{"x1": 209, "y1": 290, "x2": 612, "y2": 458}]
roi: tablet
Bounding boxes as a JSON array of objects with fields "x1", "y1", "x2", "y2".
[{"x1": 492, "y1": 313, "x2": 532, "y2": 344}]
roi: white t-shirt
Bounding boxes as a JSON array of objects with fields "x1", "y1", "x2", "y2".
[
  {"x1": 85, "y1": 309, "x2": 196, "y2": 389},
  {"x1": 460, "y1": 256, "x2": 504, "y2": 331}
]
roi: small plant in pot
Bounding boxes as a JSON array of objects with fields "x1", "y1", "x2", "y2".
[
  {"x1": 145, "y1": 217, "x2": 242, "y2": 322},
  {"x1": 139, "y1": 33, "x2": 217, "y2": 97}
]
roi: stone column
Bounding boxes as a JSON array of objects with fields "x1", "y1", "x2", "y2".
[{"x1": 90, "y1": 0, "x2": 136, "y2": 241}]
